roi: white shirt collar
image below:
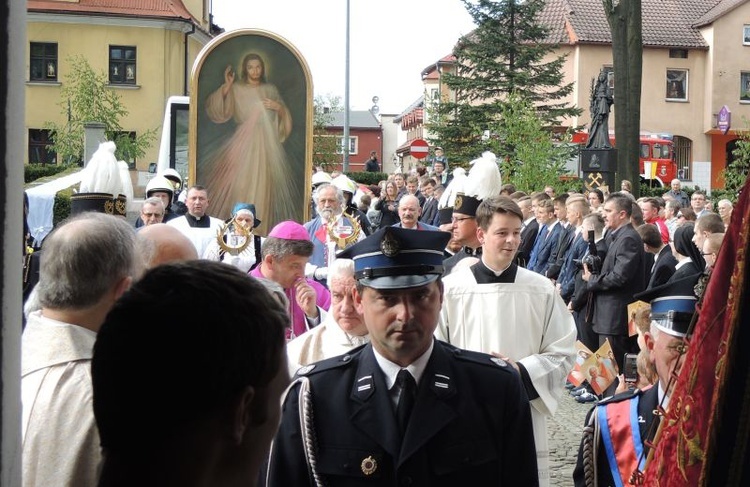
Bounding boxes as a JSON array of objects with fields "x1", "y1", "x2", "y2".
[
  {"x1": 373, "y1": 340, "x2": 434, "y2": 390},
  {"x1": 675, "y1": 257, "x2": 692, "y2": 269},
  {"x1": 480, "y1": 256, "x2": 513, "y2": 276}
]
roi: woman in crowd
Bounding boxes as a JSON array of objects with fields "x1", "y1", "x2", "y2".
[
  {"x1": 202, "y1": 203, "x2": 263, "y2": 273},
  {"x1": 375, "y1": 180, "x2": 400, "y2": 227},
  {"x1": 587, "y1": 188, "x2": 604, "y2": 213},
  {"x1": 670, "y1": 222, "x2": 704, "y2": 282}
]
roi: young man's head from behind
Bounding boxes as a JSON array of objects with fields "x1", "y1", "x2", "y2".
[{"x1": 92, "y1": 261, "x2": 289, "y2": 485}]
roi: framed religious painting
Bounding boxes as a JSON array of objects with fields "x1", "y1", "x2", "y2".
[{"x1": 190, "y1": 29, "x2": 313, "y2": 235}]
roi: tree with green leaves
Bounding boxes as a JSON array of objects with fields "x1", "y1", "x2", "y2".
[
  {"x1": 721, "y1": 126, "x2": 750, "y2": 200},
  {"x1": 45, "y1": 55, "x2": 156, "y2": 166},
  {"x1": 313, "y1": 93, "x2": 344, "y2": 171},
  {"x1": 498, "y1": 92, "x2": 573, "y2": 193},
  {"x1": 428, "y1": 0, "x2": 580, "y2": 164}
]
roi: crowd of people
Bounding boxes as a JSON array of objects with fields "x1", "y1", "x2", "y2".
[{"x1": 19, "y1": 143, "x2": 734, "y2": 486}]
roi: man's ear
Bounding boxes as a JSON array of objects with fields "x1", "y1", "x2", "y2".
[
  {"x1": 113, "y1": 276, "x2": 133, "y2": 301},
  {"x1": 353, "y1": 287, "x2": 365, "y2": 316},
  {"x1": 644, "y1": 332, "x2": 657, "y2": 364},
  {"x1": 477, "y1": 226, "x2": 486, "y2": 246},
  {"x1": 230, "y1": 386, "x2": 256, "y2": 446}
]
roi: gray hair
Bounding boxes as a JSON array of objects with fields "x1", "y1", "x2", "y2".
[
  {"x1": 37, "y1": 212, "x2": 138, "y2": 309},
  {"x1": 142, "y1": 197, "x2": 165, "y2": 212},
  {"x1": 316, "y1": 184, "x2": 345, "y2": 207},
  {"x1": 327, "y1": 258, "x2": 355, "y2": 287},
  {"x1": 261, "y1": 236, "x2": 313, "y2": 260}
]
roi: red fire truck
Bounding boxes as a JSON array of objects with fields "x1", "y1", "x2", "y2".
[{"x1": 571, "y1": 132, "x2": 678, "y2": 187}]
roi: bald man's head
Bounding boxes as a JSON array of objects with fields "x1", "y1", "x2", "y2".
[
  {"x1": 398, "y1": 195, "x2": 422, "y2": 229},
  {"x1": 137, "y1": 224, "x2": 198, "y2": 269}
]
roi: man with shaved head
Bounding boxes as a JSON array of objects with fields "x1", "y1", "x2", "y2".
[{"x1": 137, "y1": 223, "x2": 198, "y2": 268}]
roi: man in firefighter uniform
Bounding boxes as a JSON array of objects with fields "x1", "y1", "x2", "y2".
[
  {"x1": 265, "y1": 226, "x2": 538, "y2": 486},
  {"x1": 573, "y1": 273, "x2": 700, "y2": 486}
]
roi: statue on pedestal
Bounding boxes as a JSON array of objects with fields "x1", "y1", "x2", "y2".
[{"x1": 586, "y1": 70, "x2": 614, "y2": 149}]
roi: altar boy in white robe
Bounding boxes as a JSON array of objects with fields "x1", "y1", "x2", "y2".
[{"x1": 437, "y1": 195, "x2": 577, "y2": 487}]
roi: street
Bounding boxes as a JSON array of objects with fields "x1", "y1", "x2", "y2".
[{"x1": 548, "y1": 387, "x2": 591, "y2": 486}]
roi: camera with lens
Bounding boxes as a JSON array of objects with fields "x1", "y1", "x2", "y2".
[
  {"x1": 575, "y1": 230, "x2": 602, "y2": 275},
  {"x1": 581, "y1": 253, "x2": 602, "y2": 275}
]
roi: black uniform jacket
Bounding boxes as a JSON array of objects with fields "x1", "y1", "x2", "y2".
[
  {"x1": 573, "y1": 385, "x2": 659, "y2": 487},
  {"x1": 265, "y1": 341, "x2": 539, "y2": 486}
]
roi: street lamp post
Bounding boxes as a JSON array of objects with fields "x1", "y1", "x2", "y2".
[{"x1": 343, "y1": 0, "x2": 351, "y2": 172}]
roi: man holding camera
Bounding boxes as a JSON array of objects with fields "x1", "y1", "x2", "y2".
[
  {"x1": 582, "y1": 193, "x2": 646, "y2": 385},
  {"x1": 437, "y1": 195, "x2": 576, "y2": 487}
]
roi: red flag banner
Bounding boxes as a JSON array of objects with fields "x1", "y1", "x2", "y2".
[{"x1": 644, "y1": 177, "x2": 750, "y2": 486}]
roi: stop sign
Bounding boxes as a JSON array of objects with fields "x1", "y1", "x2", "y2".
[{"x1": 409, "y1": 138, "x2": 429, "y2": 159}]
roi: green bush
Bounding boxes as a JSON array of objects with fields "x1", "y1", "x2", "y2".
[
  {"x1": 346, "y1": 171, "x2": 388, "y2": 186},
  {"x1": 24, "y1": 163, "x2": 73, "y2": 183},
  {"x1": 52, "y1": 186, "x2": 75, "y2": 227}
]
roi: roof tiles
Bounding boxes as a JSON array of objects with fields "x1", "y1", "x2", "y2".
[
  {"x1": 28, "y1": 0, "x2": 196, "y2": 21},
  {"x1": 537, "y1": 0, "x2": 730, "y2": 49}
]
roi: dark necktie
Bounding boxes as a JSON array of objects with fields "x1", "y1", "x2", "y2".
[{"x1": 396, "y1": 369, "x2": 417, "y2": 435}]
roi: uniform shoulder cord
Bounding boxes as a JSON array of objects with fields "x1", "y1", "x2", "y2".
[{"x1": 265, "y1": 377, "x2": 326, "y2": 487}]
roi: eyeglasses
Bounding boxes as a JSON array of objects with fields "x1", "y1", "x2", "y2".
[
  {"x1": 451, "y1": 216, "x2": 475, "y2": 223},
  {"x1": 700, "y1": 252, "x2": 715, "y2": 256}
]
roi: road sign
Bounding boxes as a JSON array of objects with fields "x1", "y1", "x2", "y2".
[{"x1": 409, "y1": 138, "x2": 429, "y2": 159}]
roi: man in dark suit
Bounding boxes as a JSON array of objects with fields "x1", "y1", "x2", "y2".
[
  {"x1": 517, "y1": 196, "x2": 539, "y2": 267},
  {"x1": 265, "y1": 227, "x2": 538, "y2": 486},
  {"x1": 419, "y1": 178, "x2": 438, "y2": 225},
  {"x1": 637, "y1": 223, "x2": 677, "y2": 289},
  {"x1": 568, "y1": 213, "x2": 608, "y2": 354},
  {"x1": 583, "y1": 193, "x2": 646, "y2": 375}
]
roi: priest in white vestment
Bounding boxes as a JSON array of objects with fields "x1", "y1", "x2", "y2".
[
  {"x1": 286, "y1": 258, "x2": 369, "y2": 375},
  {"x1": 437, "y1": 196, "x2": 577, "y2": 487},
  {"x1": 167, "y1": 186, "x2": 223, "y2": 257}
]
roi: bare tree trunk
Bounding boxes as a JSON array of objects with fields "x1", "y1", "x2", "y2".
[{"x1": 604, "y1": 0, "x2": 642, "y2": 195}]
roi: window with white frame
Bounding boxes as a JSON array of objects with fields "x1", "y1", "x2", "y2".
[
  {"x1": 336, "y1": 136, "x2": 358, "y2": 155},
  {"x1": 741, "y1": 72, "x2": 750, "y2": 102},
  {"x1": 666, "y1": 69, "x2": 688, "y2": 101},
  {"x1": 744, "y1": 25, "x2": 750, "y2": 45}
]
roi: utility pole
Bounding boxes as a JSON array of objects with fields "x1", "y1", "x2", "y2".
[{"x1": 343, "y1": 0, "x2": 351, "y2": 172}]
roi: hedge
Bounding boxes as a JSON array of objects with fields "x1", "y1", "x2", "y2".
[
  {"x1": 24, "y1": 163, "x2": 74, "y2": 183},
  {"x1": 345, "y1": 171, "x2": 388, "y2": 186}
]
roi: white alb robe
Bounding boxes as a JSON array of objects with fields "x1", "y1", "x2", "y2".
[
  {"x1": 437, "y1": 264, "x2": 577, "y2": 487},
  {"x1": 286, "y1": 313, "x2": 369, "y2": 376},
  {"x1": 167, "y1": 215, "x2": 223, "y2": 257},
  {"x1": 22, "y1": 311, "x2": 101, "y2": 487}
]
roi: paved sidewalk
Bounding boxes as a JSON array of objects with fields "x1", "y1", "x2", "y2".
[{"x1": 548, "y1": 386, "x2": 592, "y2": 486}]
